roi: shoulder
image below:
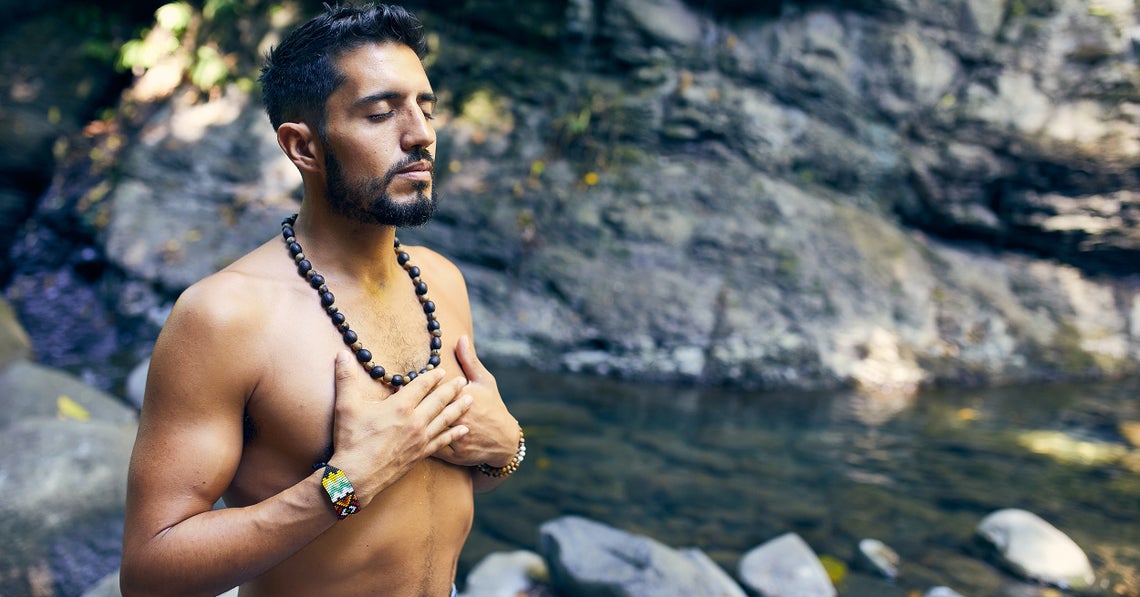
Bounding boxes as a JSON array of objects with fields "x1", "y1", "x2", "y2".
[
  {"x1": 168, "y1": 244, "x2": 284, "y2": 334},
  {"x1": 153, "y1": 240, "x2": 292, "y2": 382},
  {"x1": 403, "y1": 244, "x2": 467, "y2": 289},
  {"x1": 401, "y1": 244, "x2": 474, "y2": 334}
]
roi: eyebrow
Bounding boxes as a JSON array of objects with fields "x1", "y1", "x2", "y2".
[{"x1": 354, "y1": 91, "x2": 437, "y2": 108}]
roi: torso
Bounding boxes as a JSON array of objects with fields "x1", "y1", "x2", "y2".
[{"x1": 217, "y1": 238, "x2": 473, "y2": 597}]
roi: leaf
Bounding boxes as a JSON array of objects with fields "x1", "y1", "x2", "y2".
[{"x1": 57, "y1": 395, "x2": 91, "y2": 422}]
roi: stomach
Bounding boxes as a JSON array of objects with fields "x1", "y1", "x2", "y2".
[{"x1": 239, "y1": 458, "x2": 474, "y2": 597}]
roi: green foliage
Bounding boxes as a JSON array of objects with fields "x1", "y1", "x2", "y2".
[
  {"x1": 155, "y1": 2, "x2": 194, "y2": 33},
  {"x1": 191, "y1": 45, "x2": 230, "y2": 90},
  {"x1": 115, "y1": 0, "x2": 285, "y2": 95}
]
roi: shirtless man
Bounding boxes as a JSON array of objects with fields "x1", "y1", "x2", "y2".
[{"x1": 120, "y1": 5, "x2": 523, "y2": 596}]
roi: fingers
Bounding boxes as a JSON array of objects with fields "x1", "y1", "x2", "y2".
[{"x1": 426, "y1": 423, "x2": 470, "y2": 456}]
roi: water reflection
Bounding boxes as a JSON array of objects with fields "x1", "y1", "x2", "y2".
[{"x1": 464, "y1": 368, "x2": 1140, "y2": 596}]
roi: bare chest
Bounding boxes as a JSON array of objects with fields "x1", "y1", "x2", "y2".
[{"x1": 225, "y1": 281, "x2": 461, "y2": 503}]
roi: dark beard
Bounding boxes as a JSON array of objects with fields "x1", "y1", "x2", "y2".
[{"x1": 324, "y1": 146, "x2": 437, "y2": 228}]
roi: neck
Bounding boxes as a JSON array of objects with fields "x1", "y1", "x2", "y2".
[{"x1": 290, "y1": 207, "x2": 403, "y2": 288}]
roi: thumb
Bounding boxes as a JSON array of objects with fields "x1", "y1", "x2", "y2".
[
  {"x1": 333, "y1": 350, "x2": 359, "y2": 402},
  {"x1": 455, "y1": 335, "x2": 489, "y2": 383}
]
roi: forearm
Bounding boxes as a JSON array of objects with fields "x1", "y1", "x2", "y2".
[
  {"x1": 471, "y1": 469, "x2": 508, "y2": 493},
  {"x1": 121, "y1": 470, "x2": 335, "y2": 596}
]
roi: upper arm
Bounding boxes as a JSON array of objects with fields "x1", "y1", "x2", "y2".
[{"x1": 124, "y1": 275, "x2": 262, "y2": 547}]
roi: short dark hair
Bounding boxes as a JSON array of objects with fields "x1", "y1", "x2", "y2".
[{"x1": 259, "y1": 3, "x2": 428, "y2": 133}]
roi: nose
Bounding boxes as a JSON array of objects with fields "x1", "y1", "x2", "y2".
[{"x1": 402, "y1": 108, "x2": 435, "y2": 153}]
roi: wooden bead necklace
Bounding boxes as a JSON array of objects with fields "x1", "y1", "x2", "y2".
[{"x1": 281, "y1": 214, "x2": 442, "y2": 387}]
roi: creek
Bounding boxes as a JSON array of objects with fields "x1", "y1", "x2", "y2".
[{"x1": 462, "y1": 367, "x2": 1140, "y2": 596}]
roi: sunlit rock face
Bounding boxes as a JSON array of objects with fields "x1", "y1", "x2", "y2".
[{"x1": 4, "y1": 0, "x2": 1140, "y2": 391}]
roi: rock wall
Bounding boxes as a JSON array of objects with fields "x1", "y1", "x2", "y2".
[{"x1": 3, "y1": 0, "x2": 1139, "y2": 392}]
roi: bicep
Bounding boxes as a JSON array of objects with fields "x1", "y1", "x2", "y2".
[{"x1": 125, "y1": 287, "x2": 257, "y2": 538}]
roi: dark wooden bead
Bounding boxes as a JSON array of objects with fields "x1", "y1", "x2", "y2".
[{"x1": 281, "y1": 213, "x2": 442, "y2": 390}]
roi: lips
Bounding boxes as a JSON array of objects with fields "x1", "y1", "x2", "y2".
[{"x1": 396, "y1": 160, "x2": 433, "y2": 175}]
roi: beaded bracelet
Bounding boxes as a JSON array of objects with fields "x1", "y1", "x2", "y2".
[
  {"x1": 476, "y1": 428, "x2": 526, "y2": 478},
  {"x1": 317, "y1": 464, "x2": 360, "y2": 520}
]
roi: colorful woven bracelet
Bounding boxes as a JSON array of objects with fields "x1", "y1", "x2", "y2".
[
  {"x1": 476, "y1": 428, "x2": 526, "y2": 478},
  {"x1": 318, "y1": 464, "x2": 360, "y2": 520}
]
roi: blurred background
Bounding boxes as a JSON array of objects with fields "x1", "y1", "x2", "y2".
[{"x1": 0, "y1": 0, "x2": 1138, "y2": 595}]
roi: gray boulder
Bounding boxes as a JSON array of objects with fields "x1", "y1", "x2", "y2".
[
  {"x1": 0, "y1": 360, "x2": 137, "y2": 597},
  {"x1": 975, "y1": 508, "x2": 1096, "y2": 590},
  {"x1": 924, "y1": 587, "x2": 965, "y2": 597},
  {"x1": 539, "y1": 515, "x2": 746, "y2": 597},
  {"x1": 738, "y1": 533, "x2": 837, "y2": 597},
  {"x1": 459, "y1": 550, "x2": 547, "y2": 597}
]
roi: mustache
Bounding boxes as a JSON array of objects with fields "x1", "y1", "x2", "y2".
[{"x1": 392, "y1": 147, "x2": 434, "y2": 172}]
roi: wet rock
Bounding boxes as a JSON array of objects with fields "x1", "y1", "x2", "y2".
[
  {"x1": 975, "y1": 508, "x2": 1096, "y2": 590},
  {"x1": 856, "y1": 538, "x2": 900, "y2": 580},
  {"x1": 738, "y1": 532, "x2": 837, "y2": 597},
  {"x1": 539, "y1": 515, "x2": 746, "y2": 597},
  {"x1": 460, "y1": 550, "x2": 547, "y2": 597}
]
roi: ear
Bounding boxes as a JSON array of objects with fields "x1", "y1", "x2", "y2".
[{"x1": 276, "y1": 122, "x2": 324, "y2": 175}]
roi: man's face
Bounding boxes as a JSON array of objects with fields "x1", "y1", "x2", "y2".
[{"x1": 321, "y1": 42, "x2": 438, "y2": 227}]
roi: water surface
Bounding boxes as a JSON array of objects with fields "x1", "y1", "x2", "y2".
[{"x1": 463, "y1": 368, "x2": 1140, "y2": 596}]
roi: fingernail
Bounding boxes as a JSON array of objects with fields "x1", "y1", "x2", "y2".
[
  {"x1": 458, "y1": 425, "x2": 469, "y2": 435},
  {"x1": 464, "y1": 395, "x2": 473, "y2": 406}
]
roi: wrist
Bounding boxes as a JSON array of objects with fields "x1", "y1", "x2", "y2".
[
  {"x1": 314, "y1": 462, "x2": 360, "y2": 519},
  {"x1": 476, "y1": 427, "x2": 525, "y2": 479}
]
